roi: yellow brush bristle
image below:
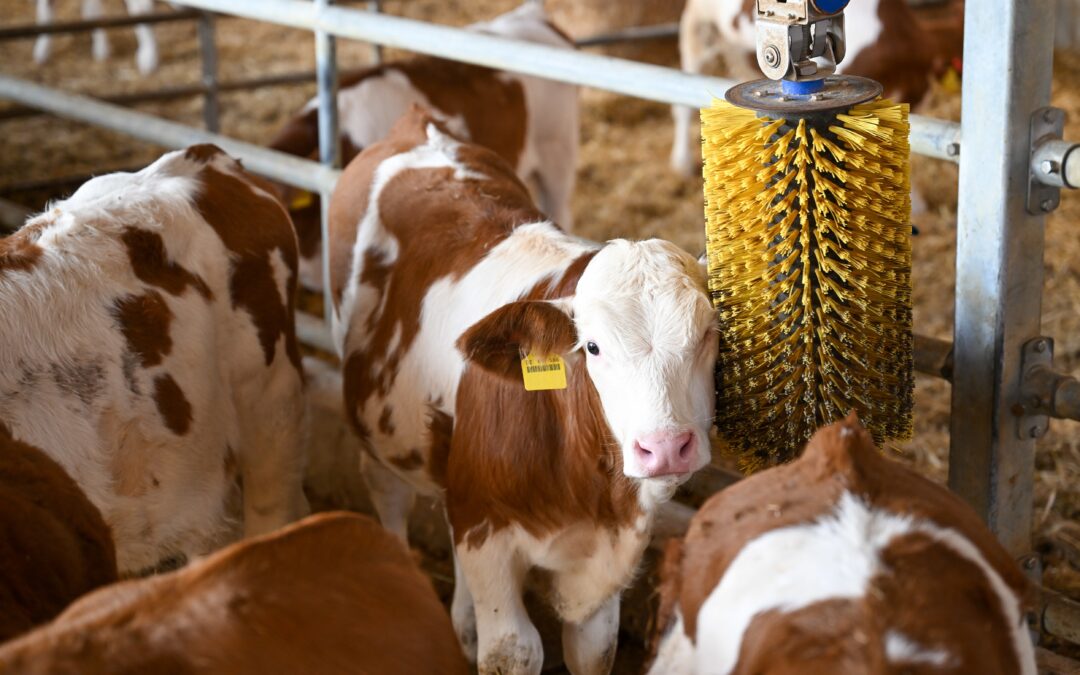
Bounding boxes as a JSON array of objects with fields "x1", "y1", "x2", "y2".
[{"x1": 702, "y1": 98, "x2": 913, "y2": 471}]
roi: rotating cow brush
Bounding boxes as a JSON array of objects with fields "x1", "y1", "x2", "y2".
[{"x1": 704, "y1": 0, "x2": 913, "y2": 471}]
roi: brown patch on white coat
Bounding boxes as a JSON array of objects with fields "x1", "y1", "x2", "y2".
[
  {"x1": 0, "y1": 144, "x2": 307, "y2": 575},
  {"x1": 649, "y1": 413, "x2": 1037, "y2": 675},
  {"x1": 0, "y1": 426, "x2": 117, "y2": 642},
  {"x1": 267, "y1": 3, "x2": 578, "y2": 291},
  {"x1": 0, "y1": 512, "x2": 470, "y2": 675},
  {"x1": 332, "y1": 105, "x2": 718, "y2": 673}
]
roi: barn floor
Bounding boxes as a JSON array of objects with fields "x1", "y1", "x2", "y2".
[{"x1": 3, "y1": 0, "x2": 1080, "y2": 670}]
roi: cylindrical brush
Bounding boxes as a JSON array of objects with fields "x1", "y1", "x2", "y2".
[{"x1": 703, "y1": 76, "x2": 913, "y2": 471}]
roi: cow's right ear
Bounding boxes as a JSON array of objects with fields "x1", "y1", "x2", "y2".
[{"x1": 456, "y1": 300, "x2": 578, "y2": 381}]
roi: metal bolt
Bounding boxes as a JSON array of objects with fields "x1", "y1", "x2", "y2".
[
  {"x1": 810, "y1": 93, "x2": 823, "y2": 101},
  {"x1": 764, "y1": 9, "x2": 774, "y2": 16},
  {"x1": 763, "y1": 46, "x2": 781, "y2": 68},
  {"x1": 946, "y1": 142, "x2": 960, "y2": 157},
  {"x1": 1044, "y1": 109, "x2": 1056, "y2": 123},
  {"x1": 1035, "y1": 339, "x2": 1048, "y2": 353},
  {"x1": 1023, "y1": 556, "x2": 1038, "y2": 570},
  {"x1": 1029, "y1": 425, "x2": 1043, "y2": 438},
  {"x1": 753, "y1": 89, "x2": 764, "y2": 97},
  {"x1": 1041, "y1": 159, "x2": 1059, "y2": 175},
  {"x1": 1040, "y1": 198, "x2": 1055, "y2": 212}
]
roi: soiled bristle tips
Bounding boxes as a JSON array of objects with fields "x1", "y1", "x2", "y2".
[{"x1": 702, "y1": 99, "x2": 914, "y2": 472}]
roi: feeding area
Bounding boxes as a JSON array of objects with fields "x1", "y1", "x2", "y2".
[{"x1": 2, "y1": 0, "x2": 1080, "y2": 672}]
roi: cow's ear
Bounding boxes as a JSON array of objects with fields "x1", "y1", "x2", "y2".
[{"x1": 456, "y1": 301, "x2": 578, "y2": 381}]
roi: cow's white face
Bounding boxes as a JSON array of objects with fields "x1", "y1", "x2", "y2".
[{"x1": 572, "y1": 239, "x2": 717, "y2": 481}]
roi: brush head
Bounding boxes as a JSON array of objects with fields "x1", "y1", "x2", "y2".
[{"x1": 702, "y1": 92, "x2": 913, "y2": 472}]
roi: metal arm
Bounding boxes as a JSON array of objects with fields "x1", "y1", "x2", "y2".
[{"x1": 754, "y1": 0, "x2": 849, "y2": 81}]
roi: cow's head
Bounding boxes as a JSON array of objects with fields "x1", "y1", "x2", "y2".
[{"x1": 459, "y1": 239, "x2": 718, "y2": 483}]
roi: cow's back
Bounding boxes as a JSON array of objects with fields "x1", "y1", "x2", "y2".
[
  {"x1": 0, "y1": 425, "x2": 117, "y2": 642},
  {"x1": 332, "y1": 107, "x2": 594, "y2": 491},
  {"x1": 0, "y1": 145, "x2": 305, "y2": 574},
  {"x1": 0, "y1": 512, "x2": 470, "y2": 675}
]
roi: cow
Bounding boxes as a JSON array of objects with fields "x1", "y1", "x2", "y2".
[
  {"x1": 32, "y1": 0, "x2": 159, "y2": 74},
  {"x1": 0, "y1": 512, "x2": 471, "y2": 675},
  {"x1": 0, "y1": 144, "x2": 307, "y2": 576},
  {"x1": 0, "y1": 424, "x2": 117, "y2": 642},
  {"x1": 330, "y1": 104, "x2": 718, "y2": 674},
  {"x1": 670, "y1": 0, "x2": 965, "y2": 175},
  {"x1": 649, "y1": 413, "x2": 1037, "y2": 675},
  {"x1": 268, "y1": 2, "x2": 579, "y2": 291}
]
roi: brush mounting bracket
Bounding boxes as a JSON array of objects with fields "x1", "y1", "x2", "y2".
[
  {"x1": 755, "y1": 0, "x2": 848, "y2": 82},
  {"x1": 726, "y1": 75, "x2": 880, "y2": 118}
]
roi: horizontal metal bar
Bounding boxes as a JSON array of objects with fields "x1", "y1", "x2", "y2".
[
  {"x1": 575, "y1": 22, "x2": 679, "y2": 48},
  {"x1": 0, "y1": 74, "x2": 339, "y2": 195},
  {"x1": 915, "y1": 333, "x2": 955, "y2": 381},
  {"x1": 1023, "y1": 363, "x2": 1080, "y2": 423},
  {"x1": 1032, "y1": 139, "x2": 1080, "y2": 189},
  {"x1": 0, "y1": 71, "x2": 319, "y2": 121},
  {"x1": 0, "y1": 10, "x2": 199, "y2": 40},
  {"x1": 166, "y1": 0, "x2": 960, "y2": 161}
]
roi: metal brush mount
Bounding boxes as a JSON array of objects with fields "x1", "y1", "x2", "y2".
[{"x1": 728, "y1": 0, "x2": 879, "y2": 118}]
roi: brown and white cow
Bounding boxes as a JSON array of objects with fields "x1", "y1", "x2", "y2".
[
  {"x1": 0, "y1": 145, "x2": 307, "y2": 575},
  {"x1": 0, "y1": 512, "x2": 470, "y2": 675},
  {"x1": 0, "y1": 424, "x2": 117, "y2": 642},
  {"x1": 671, "y1": 0, "x2": 964, "y2": 175},
  {"x1": 269, "y1": 3, "x2": 579, "y2": 291},
  {"x1": 649, "y1": 413, "x2": 1037, "y2": 675},
  {"x1": 33, "y1": 0, "x2": 159, "y2": 74},
  {"x1": 330, "y1": 105, "x2": 718, "y2": 674}
]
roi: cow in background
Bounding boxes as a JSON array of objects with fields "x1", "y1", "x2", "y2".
[
  {"x1": 649, "y1": 413, "x2": 1037, "y2": 675},
  {"x1": 268, "y1": 3, "x2": 579, "y2": 291},
  {"x1": 0, "y1": 144, "x2": 307, "y2": 575},
  {"x1": 32, "y1": 0, "x2": 159, "y2": 74}
]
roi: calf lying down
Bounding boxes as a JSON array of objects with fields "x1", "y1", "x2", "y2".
[
  {"x1": 331, "y1": 105, "x2": 718, "y2": 673},
  {"x1": 650, "y1": 414, "x2": 1037, "y2": 675},
  {"x1": 0, "y1": 424, "x2": 117, "y2": 642},
  {"x1": 0, "y1": 512, "x2": 469, "y2": 675}
]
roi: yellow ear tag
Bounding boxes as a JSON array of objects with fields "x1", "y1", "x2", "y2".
[
  {"x1": 940, "y1": 67, "x2": 961, "y2": 95},
  {"x1": 521, "y1": 353, "x2": 567, "y2": 391},
  {"x1": 289, "y1": 190, "x2": 314, "y2": 210}
]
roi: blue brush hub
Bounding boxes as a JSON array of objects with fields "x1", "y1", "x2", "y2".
[
  {"x1": 781, "y1": 78, "x2": 825, "y2": 96},
  {"x1": 812, "y1": 0, "x2": 850, "y2": 14}
]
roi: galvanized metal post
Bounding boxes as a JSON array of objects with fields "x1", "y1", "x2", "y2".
[
  {"x1": 368, "y1": 0, "x2": 383, "y2": 64},
  {"x1": 197, "y1": 12, "x2": 220, "y2": 132},
  {"x1": 315, "y1": 0, "x2": 340, "y2": 328},
  {"x1": 949, "y1": 0, "x2": 1056, "y2": 557}
]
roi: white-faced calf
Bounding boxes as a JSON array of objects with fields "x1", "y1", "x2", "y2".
[
  {"x1": 0, "y1": 145, "x2": 307, "y2": 575},
  {"x1": 0, "y1": 512, "x2": 470, "y2": 675},
  {"x1": 330, "y1": 105, "x2": 717, "y2": 674},
  {"x1": 0, "y1": 425, "x2": 117, "y2": 642},
  {"x1": 650, "y1": 413, "x2": 1037, "y2": 675},
  {"x1": 269, "y1": 3, "x2": 578, "y2": 290}
]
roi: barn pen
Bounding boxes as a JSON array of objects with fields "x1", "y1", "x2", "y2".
[{"x1": 3, "y1": 0, "x2": 1080, "y2": 665}]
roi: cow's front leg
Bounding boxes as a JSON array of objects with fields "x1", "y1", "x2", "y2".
[
  {"x1": 457, "y1": 537, "x2": 542, "y2": 675},
  {"x1": 562, "y1": 593, "x2": 620, "y2": 675},
  {"x1": 450, "y1": 542, "x2": 478, "y2": 662}
]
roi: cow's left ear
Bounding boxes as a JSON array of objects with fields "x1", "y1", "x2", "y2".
[{"x1": 456, "y1": 300, "x2": 578, "y2": 381}]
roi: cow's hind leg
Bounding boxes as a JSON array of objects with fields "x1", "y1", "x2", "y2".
[
  {"x1": 360, "y1": 452, "x2": 414, "y2": 543},
  {"x1": 33, "y1": 0, "x2": 54, "y2": 64},
  {"x1": 457, "y1": 538, "x2": 542, "y2": 675},
  {"x1": 123, "y1": 0, "x2": 159, "y2": 74},
  {"x1": 562, "y1": 594, "x2": 620, "y2": 675},
  {"x1": 82, "y1": 0, "x2": 110, "y2": 62},
  {"x1": 238, "y1": 363, "x2": 308, "y2": 538}
]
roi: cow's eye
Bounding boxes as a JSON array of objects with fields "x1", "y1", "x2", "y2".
[{"x1": 586, "y1": 341, "x2": 600, "y2": 356}]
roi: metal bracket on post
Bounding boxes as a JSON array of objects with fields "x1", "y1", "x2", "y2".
[
  {"x1": 1015, "y1": 337, "x2": 1054, "y2": 440},
  {"x1": 1028, "y1": 107, "x2": 1065, "y2": 215}
]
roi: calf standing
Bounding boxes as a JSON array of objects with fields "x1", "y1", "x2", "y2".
[
  {"x1": 33, "y1": 0, "x2": 159, "y2": 74},
  {"x1": 332, "y1": 105, "x2": 718, "y2": 674},
  {"x1": 0, "y1": 425, "x2": 117, "y2": 642},
  {"x1": 269, "y1": 2, "x2": 579, "y2": 290},
  {"x1": 671, "y1": 0, "x2": 964, "y2": 175},
  {"x1": 650, "y1": 414, "x2": 1037, "y2": 675},
  {"x1": 0, "y1": 145, "x2": 307, "y2": 575},
  {"x1": 0, "y1": 512, "x2": 470, "y2": 675}
]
